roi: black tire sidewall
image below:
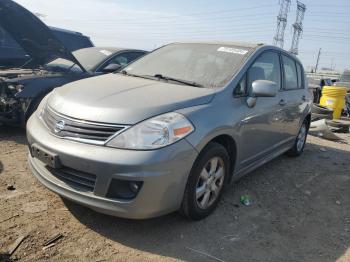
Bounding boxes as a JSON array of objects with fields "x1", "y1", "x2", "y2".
[
  {"x1": 181, "y1": 142, "x2": 230, "y2": 220},
  {"x1": 286, "y1": 120, "x2": 308, "y2": 157}
]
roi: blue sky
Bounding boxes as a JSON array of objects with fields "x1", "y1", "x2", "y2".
[{"x1": 16, "y1": 0, "x2": 350, "y2": 71}]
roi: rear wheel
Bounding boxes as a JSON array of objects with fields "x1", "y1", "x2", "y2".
[
  {"x1": 286, "y1": 120, "x2": 308, "y2": 157},
  {"x1": 180, "y1": 142, "x2": 230, "y2": 220}
]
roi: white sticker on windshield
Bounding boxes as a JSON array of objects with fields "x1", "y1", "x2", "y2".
[
  {"x1": 217, "y1": 47, "x2": 248, "y2": 55},
  {"x1": 100, "y1": 50, "x2": 112, "y2": 56}
]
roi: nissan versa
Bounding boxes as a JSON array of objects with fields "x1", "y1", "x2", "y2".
[{"x1": 27, "y1": 42, "x2": 312, "y2": 220}]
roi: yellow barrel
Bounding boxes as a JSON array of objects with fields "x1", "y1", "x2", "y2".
[{"x1": 320, "y1": 86, "x2": 347, "y2": 119}]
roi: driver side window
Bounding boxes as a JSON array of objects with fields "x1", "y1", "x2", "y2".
[
  {"x1": 108, "y1": 53, "x2": 130, "y2": 67},
  {"x1": 99, "y1": 53, "x2": 132, "y2": 72},
  {"x1": 247, "y1": 51, "x2": 281, "y2": 93}
]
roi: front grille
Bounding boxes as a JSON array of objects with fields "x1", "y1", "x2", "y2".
[
  {"x1": 41, "y1": 106, "x2": 127, "y2": 144},
  {"x1": 47, "y1": 166, "x2": 96, "y2": 192}
]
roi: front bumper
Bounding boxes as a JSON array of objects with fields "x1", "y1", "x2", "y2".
[{"x1": 27, "y1": 114, "x2": 198, "y2": 219}]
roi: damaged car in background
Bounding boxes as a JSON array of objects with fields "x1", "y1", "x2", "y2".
[
  {"x1": 0, "y1": 0, "x2": 146, "y2": 126},
  {"x1": 0, "y1": 25, "x2": 94, "y2": 69}
]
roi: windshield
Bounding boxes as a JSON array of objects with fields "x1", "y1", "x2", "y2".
[
  {"x1": 123, "y1": 43, "x2": 251, "y2": 88},
  {"x1": 45, "y1": 48, "x2": 115, "y2": 73},
  {"x1": 45, "y1": 58, "x2": 83, "y2": 74},
  {"x1": 73, "y1": 48, "x2": 114, "y2": 71}
]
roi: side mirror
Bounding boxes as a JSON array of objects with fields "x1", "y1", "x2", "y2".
[
  {"x1": 247, "y1": 80, "x2": 277, "y2": 107},
  {"x1": 102, "y1": 63, "x2": 122, "y2": 73},
  {"x1": 251, "y1": 80, "x2": 277, "y2": 97}
]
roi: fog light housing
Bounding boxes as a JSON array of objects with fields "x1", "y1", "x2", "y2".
[
  {"x1": 129, "y1": 182, "x2": 140, "y2": 193},
  {"x1": 106, "y1": 179, "x2": 143, "y2": 200}
]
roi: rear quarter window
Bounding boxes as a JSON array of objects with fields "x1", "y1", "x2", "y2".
[{"x1": 296, "y1": 62, "x2": 304, "y2": 89}]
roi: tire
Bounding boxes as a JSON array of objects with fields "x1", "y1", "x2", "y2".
[
  {"x1": 326, "y1": 120, "x2": 350, "y2": 133},
  {"x1": 312, "y1": 103, "x2": 333, "y2": 115},
  {"x1": 180, "y1": 142, "x2": 230, "y2": 220},
  {"x1": 311, "y1": 112, "x2": 332, "y2": 122},
  {"x1": 286, "y1": 119, "x2": 309, "y2": 157}
]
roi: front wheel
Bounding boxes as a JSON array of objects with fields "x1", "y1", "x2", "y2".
[
  {"x1": 286, "y1": 119, "x2": 309, "y2": 157},
  {"x1": 180, "y1": 142, "x2": 230, "y2": 220}
]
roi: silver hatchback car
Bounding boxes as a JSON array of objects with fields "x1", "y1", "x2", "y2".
[{"x1": 27, "y1": 42, "x2": 312, "y2": 220}]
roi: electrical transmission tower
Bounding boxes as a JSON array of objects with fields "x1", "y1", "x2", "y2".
[
  {"x1": 290, "y1": 1, "x2": 306, "y2": 55},
  {"x1": 273, "y1": 0, "x2": 291, "y2": 48}
]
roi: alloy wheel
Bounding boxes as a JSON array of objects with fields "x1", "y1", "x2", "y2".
[
  {"x1": 195, "y1": 157, "x2": 225, "y2": 209},
  {"x1": 297, "y1": 123, "x2": 307, "y2": 152}
]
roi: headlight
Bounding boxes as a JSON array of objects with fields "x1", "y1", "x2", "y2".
[
  {"x1": 37, "y1": 94, "x2": 50, "y2": 118},
  {"x1": 8, "y1": 84, "x2": 24, "y2": 93},
  {"x1": 107, "y1": 112, "x2": 194, "y2": 150}
]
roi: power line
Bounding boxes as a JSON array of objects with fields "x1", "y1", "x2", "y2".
[
  {"x1": 59, "y1": 15, "x2": 275, "y2": 27},
  {"x1": 57, "y1": 4, "x2": 275, "y2": 23}
]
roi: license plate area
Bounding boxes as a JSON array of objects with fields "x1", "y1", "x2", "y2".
[{"x1": 31, "y1": 144, "x2": 60, "y2": 169}]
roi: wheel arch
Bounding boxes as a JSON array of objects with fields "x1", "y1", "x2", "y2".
[
  {"x1": 203, "y1": 134, "x2": 237, "y2": 183},
  {"x1": 304, "y1": 113, "x2": 311, "y2": 130}
]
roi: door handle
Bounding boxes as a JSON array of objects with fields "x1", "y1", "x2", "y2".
[
  {"x1": 279, "y1": 99, "x2": 286, "y2": 106},
  {"x1": 301, "y1": 95, "x2": 306, "y2": 101}
]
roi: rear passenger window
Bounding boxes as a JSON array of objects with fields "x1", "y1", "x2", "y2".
[
  {"x1": 282, "y1": 55, "x2": 298, "y2": 90},
  {"x1": 296, "y1": 62, "x2": 304, "y2": 89},
  {"x1": 247, "y1": 51, "x2": 281, "y2": 91}
]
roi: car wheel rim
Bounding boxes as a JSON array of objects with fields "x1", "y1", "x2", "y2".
[
  {"x1": 195, "y1": 157, "x2": 225, "y2": 210},
  {"x1": 297, "y1": 124, "x2": 307, "y2": 152}
]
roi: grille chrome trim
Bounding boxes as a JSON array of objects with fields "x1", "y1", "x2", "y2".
[{"x1": 41, "y1": 106, "x2": 129, "y2": 145}]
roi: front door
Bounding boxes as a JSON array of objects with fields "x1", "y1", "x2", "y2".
[{"x1": 238, "y1": 51, "x2": 287, "y2": 168}]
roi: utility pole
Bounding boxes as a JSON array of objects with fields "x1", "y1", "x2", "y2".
[
  {"x1": 331, "y1": 58, "x2": 334, "y2": 71},
  {"x1": 273, "y1": 0, "x2": 291, "y2": 48},
  {"x1": 290, "y1": 1, "x2": 306, "y2": 55},
  {"x1": 315, "y1": 48, "x2": 321, "y2": 74}
]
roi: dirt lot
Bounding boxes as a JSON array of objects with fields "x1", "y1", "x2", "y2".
[{"x1": 0, "y1": 126, "x2": 349, "y2": 262}]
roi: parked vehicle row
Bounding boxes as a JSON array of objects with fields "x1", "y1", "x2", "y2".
[
  {"x1": 0, "y1": 0, "x2": 146, "y2": 126},
  {"x1": 1, "y1": 0, "x2": 312, "y2": 220}
]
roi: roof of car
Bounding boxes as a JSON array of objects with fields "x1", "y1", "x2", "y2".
[
  {"x1": 172, "y1": 41, "x2": 262, "y2": 49},
  {"x1": 79, "y1": 47, "x2": 145, "y2": 54}
]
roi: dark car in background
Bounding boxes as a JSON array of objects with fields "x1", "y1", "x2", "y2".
[
  {"x1": 307, "y1": 76, "x2": 333, "y2": 103},
  {"x1": 0, "y1": 25, "x2": 94, "y2": 68},
  {"x1": 0, "y1": 0, "x2": 147, "y2": 126}
]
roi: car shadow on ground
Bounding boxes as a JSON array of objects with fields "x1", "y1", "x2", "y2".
[
  {"x1": 65, "y1": 139, "x2": 350, "y2": 262},
  {"x1": 0, "y1": 125, "x2": 26, "y2": 145}
]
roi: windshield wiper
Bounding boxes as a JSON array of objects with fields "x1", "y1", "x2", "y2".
[
  {"x1": 153, "y1": 74, "x2": 203, "y2": 87},
  {"x1": 120, "y1": 70, "x2": 156, "y2": 80},
  {"x1": 120, "y1": 71, "x2": 204, "y2": 87}
]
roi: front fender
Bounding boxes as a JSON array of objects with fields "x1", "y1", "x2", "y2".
[{"x1": 176, "y1": 103, "x2": 240, "y2": 154}]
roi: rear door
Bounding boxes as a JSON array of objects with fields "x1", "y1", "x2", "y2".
[
  {"x1": 280, "y1": 54, "x2": 306, "y2": 137},
  {"x1": 238, "y1": 51, "x2": 287, "y2": 167}
]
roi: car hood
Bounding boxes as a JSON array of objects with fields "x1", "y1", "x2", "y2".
[
  {"x1": 48, "y1": 74, "x2": 216, "y2": 124},
  {"x1": 0, "y1": 0, "x2": 83, "y2": 69}
]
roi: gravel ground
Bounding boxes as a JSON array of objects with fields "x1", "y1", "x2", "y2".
[{"x1": 0, "y1": 126, "x2": 349, "y2": 262}]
